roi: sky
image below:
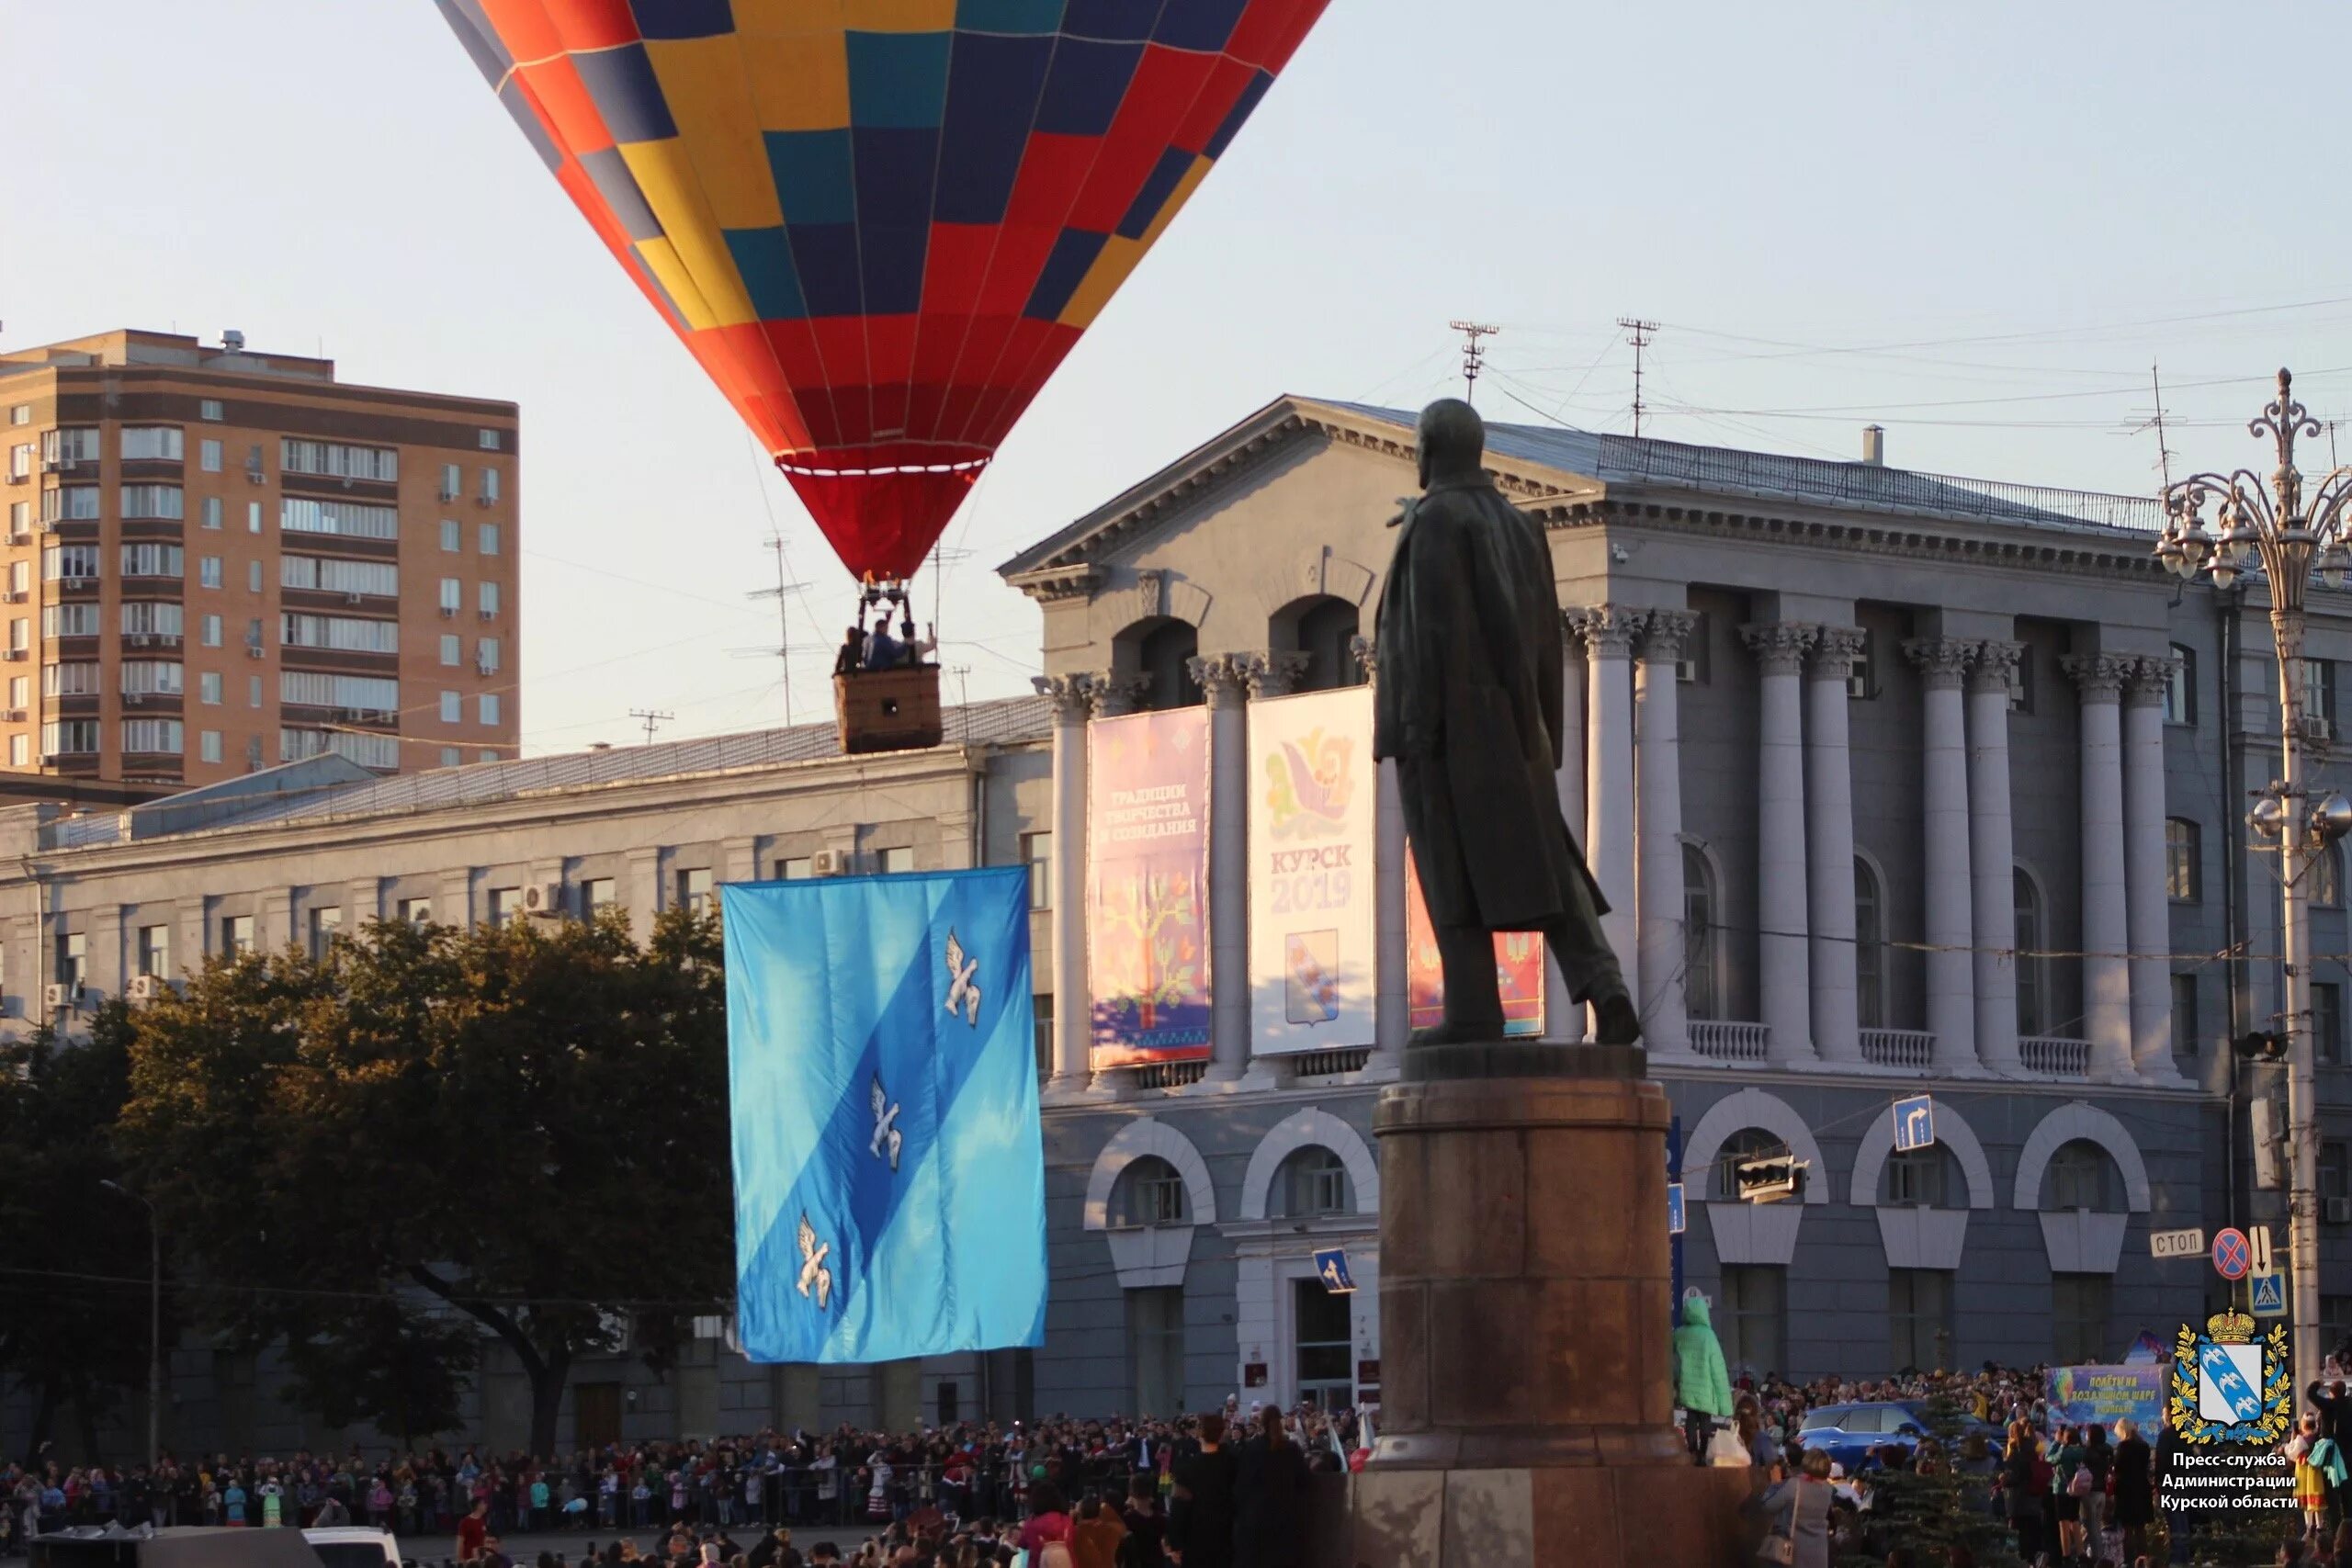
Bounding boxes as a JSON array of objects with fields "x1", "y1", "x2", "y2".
[{"x1": 6, "y1": 1, "x2": 2352, "y2": 754}]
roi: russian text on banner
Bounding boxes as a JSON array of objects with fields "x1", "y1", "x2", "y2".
[
  {"x1": 1248, "y1": 686, "x2": 1378, "y2": 1054},
  {"x1": 1089, "y1": 708, "x2": 1213, "y2": 1067}
]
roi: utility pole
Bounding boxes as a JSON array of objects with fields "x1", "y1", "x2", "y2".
[
  {"x1": 1617, "y1": 317, "x2": 1658, "y2": 437},
  {"x1": 1447, "y1": 321, "x2": 1499, "y2": 403},
  {"x1": 2132, "y1": 363, "x2": 2178, "y2": 491},
  {"x1": 629, "y1": 709, "x2": 673, "y2": 745},
  {"x1": 744, "y1": 536, "x2": 806, "y2": 725}
]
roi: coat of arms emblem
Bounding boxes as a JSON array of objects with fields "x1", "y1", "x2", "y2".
[{"x1": 2168, "y1": 1307, "x2": 2290, "y2": 1445}]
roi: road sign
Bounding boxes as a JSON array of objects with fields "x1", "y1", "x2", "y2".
[
  {"x1": 1668, "y1": 1182, "x2": 1686, "y2": 1236},
  {"x1": 1313, "y1": 1248, "x2": 1356, "y2": 1294},
  {"x1": 1893, "y1": 1095, "x2": 1936, "y2": 1153},
  {"x1": 2212, "y1": 1226, "x2": 2251, "y2": 1281},
  {"x1": 2151, "y1": 1227, "x2": 2208, "y2": 1260},
  {"x1": 2252, "y1": 1271, "x2": 2289, "y2": 1317},
  {"x1": 2249, "y1": 1224, "x2": 2275, "y2": 1277}
]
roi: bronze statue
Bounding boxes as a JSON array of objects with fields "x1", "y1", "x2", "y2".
[{"x1": 1372, "y1": 398, "x2": 1639, "y2": 1047}]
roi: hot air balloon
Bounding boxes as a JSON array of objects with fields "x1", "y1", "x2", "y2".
[{"x1": 435, "y1": 0, "x2": 1330, "y2": 586}]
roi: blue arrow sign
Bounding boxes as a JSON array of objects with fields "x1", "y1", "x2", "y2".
[
  {"x1": 1313, "y1": 1248, "x2": 1356, "y2": 1294},
  {"x1": 1894, "y1": 1095, "x2": 1935, "y2": 1153},
  {"x1": 2252, "y1": 1271, "x2": 2288, "y2": 1317},
  {"x1": 1668, "y1": 1182, "x2": 1686, "y2": 1236}
]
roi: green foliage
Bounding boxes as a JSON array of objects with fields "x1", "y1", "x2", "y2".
[
  {"x1": 117, "y1": 908, "x2": 732, "y2": 1455},
  {"x1": 1847, "y1": 1394, "x2": 2019, "y2": 1568},
  {"x1": 0, "y1": 1001, "x2": 172, "y2": 1461}
]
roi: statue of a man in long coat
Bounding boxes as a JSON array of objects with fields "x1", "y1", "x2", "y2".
[{"x1": 1372, "y1": 398, "x2": 1640, "y2": 1046}]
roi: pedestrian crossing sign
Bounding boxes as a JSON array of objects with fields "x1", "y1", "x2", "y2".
[{"x1": 2251, "y1": 1271, "x2": 2287, "y2": 1317}]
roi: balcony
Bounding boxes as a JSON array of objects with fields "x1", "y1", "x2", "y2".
[
  {"x1": 1859, "y1": 1029, "x2": 1937, "y2": 1069},
  {"x1": 2019, "y1": 1035, "x2": 2091, "y2": 1077},
  {"x1": 1689, "y1": 1020, "x2": 1771, "y2": 1063}
]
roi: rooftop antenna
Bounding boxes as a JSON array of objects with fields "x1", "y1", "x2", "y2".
[
  {"x1": 2132, "y1": 361, "x2": 2179, "y2": 491},
  {"x1": 949, "y1": 664, "x2": 973, "y2": 744},
  {"x1": 1447, "y1": 321, "x2": 1499, "y2": 403},
  {"x1": 628, "y1": 708, "x2": 673, "y2": 745},
  {"x1": 744, "y1": 536, "x2": 807, "y2": 725},
  {"x1": 1616, "y1": 317, "x2": 1658, "y2": 437}
]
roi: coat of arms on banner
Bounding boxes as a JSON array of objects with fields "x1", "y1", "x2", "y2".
[{"x1": 2168, "y1": 1308, "x2": 2290, "y2": 1444}]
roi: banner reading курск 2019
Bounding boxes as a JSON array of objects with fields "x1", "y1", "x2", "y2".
[{"x1": 722, "y1": 867, "x2": 1046, "y2": 1364}]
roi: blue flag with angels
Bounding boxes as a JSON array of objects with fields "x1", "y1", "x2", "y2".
[{"x1": 723, "y1": 865, "x2": 1046, "y2": 1363}]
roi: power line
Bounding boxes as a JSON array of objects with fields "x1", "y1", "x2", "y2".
[
  {"x1": 628, "y1": 709, "x2": 674, "y2": 746},
  {"x1": 1616, "y1": 317, "x2": 1658, "y2": 436}
]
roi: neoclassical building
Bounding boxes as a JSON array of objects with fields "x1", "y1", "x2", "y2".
[{"x1": 2, "y1": 392, "x2": 2324, "y2": 1457}]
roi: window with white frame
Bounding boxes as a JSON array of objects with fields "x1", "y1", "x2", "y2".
[
  {"x1": 479, "y1": 521, "x2": 501, "y2": 556},
  {"x1": 40, "y1": 604, "x2": 97, "y2": 638},
  {"x1": 6, "y1": 502, "x2": 24, "y2": 536},
  {"x1": 279, "y1": 498, "x2": 398, "y2": 539},
  {"x1": 198, "y1": 399, "x2": 223, "y2": 422},
  {"x1": 40, "y1": 719, "x2": 97, "y2": 755},
  {"x1": 479, "y1": 468, "x2": 501, "y2": 503},
  {"x1": 201, "y1": 496, "x2": 222, "y2": 530},
  {"x1": 199, "y1": 615, "x2": 221, "y2": 648},
  {"x1": 137, "y1": 925, "x2": 172, "y2": 978},
  {"x1": 199, "y1": 438, "x2": 222, "y2": 473},
  {"x1": 2166, "y1": 818, "x2": 2201, "y2": 901},
  {"x1": 677, "y1": 867, "x2": 714, "y2": 913},
  {"x1": 199, "y1": 556, "x2": 223, "y2": 589},
  {"x1": 2044, "y1": 1140, "x2": 2120, "y2": 1212},
  {"x1": 119, "y1": 427, "x2": 184, "y2": 461},
  {"x1": 479, "y1": 693, "x2": 501, "y2": 726},
  {"x1": 440, "y1": 635, "x2": 460, "y2": 666},
  {"x1": 42, "y1": 663, "x2": 97, "y2": 697},
  {"x1": 441, "y1": 747, "x2": 462, "y2": 767},
  {"x1": 119, "y1": 485, "x2": 184, "y2": 520},
  {"x1": 198, "y1": 671, "x2": 222, "y2": 705},
  {"x1": 1110, "y1": 1156, "x2": 1190, "y2": 1227},
  {"x1": 439, "y1": 578, "x2": 460, "y2": 614},
  {"x1": 279, "y1": 728, "x2": 399, "y2": 769},
  {"x1": 479, "y1": 581, "x2": 501, "y2": 616},
  {"x1": 281, "y1": 671, "x2": 399, "y2": 712},
  {"x1": 1272, "y1": 1146, "x2": 1353, "y2": 1218},
  {"x1": 1024, "y1": 830, "x2": 1052, "y2": 909},
  {"x1": 41, "y1": 486, "x2": 98, "y2": 523},
  {"x1": 198, "y1": 730, "x2": 223, "y2": 764},
  {"x1": 479, "y1": 428, "x2": 503, "y2": 451},
  {"x1": 119, "y1": 543, "x2": 182, "y2": 579},
  {"x1": 440, "y1": 519, "x2": 460, "y2": 553},
  {"x1": 477, "y1": 637, "x2": 500, "y2": 673},
  {"x1": 2165, "y1": 645, "x2": 2196, "y2": 725},
  {"x1": 439, "y1": 462, "x2": 461, "y2": 500},
  {"x1": 40, "y1": 544, "x2": 99, "y2": 581},
  {"x1": 119, "y1": 603, "x2": 184, "y2": 638},
  {"x1": 439, "y1": 691, "x2": 460, "y2": 723},
  {"x1": 119, "y1": 718, "x2": 183, "y2": 754},
  {"x1": 1683, "y1": 843, "x2": 1718, "y2": 1021},
  {"x1": 280, "y1": 556, "x2": 397, "y2": 596},
  {"x1": 279, "y1": 439, "x2": 396, "y2": 481},
  {"x1": 279, "y1": 614, "x2": 397, "y2": 654},
  {"x1": 7, "y1": 621, "x2": 23, "y2": 654},
  {"x1": 119, "y1": 661, "x2": 184, "y2": 695},
  {"x1": 40, "y1": 429, "x2": 96, "y2": 464}
]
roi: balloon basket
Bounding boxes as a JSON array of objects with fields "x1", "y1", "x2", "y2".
[{"x1": 834, "y1": 666, "x2": 944, "y2": 755}]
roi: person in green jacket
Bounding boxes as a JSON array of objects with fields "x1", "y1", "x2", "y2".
[{"x1": 1673, "y1": 1293, "x2": 1735, "y2": 1461}]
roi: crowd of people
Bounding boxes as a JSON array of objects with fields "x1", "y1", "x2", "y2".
[{"x1": 0, "y1": 1400, "x2": 1363, "y2": 1568}]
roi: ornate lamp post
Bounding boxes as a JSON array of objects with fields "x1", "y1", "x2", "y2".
[{"x1": 2156, "y1": 367, "x2": 2352, "y2": 1394}]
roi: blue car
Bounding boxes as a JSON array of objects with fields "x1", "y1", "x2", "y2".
[{"x1": 1796, "y1": 1400, "x2": 2006, "y2": 1470}]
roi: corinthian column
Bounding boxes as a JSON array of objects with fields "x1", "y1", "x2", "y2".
[
  {"x1": 1547, "y1": 612, "x2": 1589, "y2": 1042},
  {"x1": 1189, "y1": 654, "x2": 1255, "y2": 1086},
  {"x1": 1034, "y1": 672, "x2": 1097, "y2": 1099},
  {"x1": 1575, "y1": 606, "x2": 1645, "y2": 1024},
  {"x1": 2064, "y1": 654, "x2": 2134, "y2": 1078},
  {"x1": 1968, "y1": 640, "x2": 2024, "y2": 1073},
  {"x1": 2125, "y1": 657, "x2": 2182, "y2": 1080},
  {"x1": 1635, "y1": 611, "x2": 1695, "y2": 1055},
  {"x1": 1806, "y1": 626, "x2": 1866, "y2": 1063},
  {"x1": 1905, "y1": 639, "x2": 1978, "y2": 1074},
  {"x1": 1742, "y1": 622, "x2": 1816, "y2": 1064}
]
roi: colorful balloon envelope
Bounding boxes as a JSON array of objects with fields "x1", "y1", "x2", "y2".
[{"x1": 436, "y1": 0, "x2": 1330, "y2": 581}]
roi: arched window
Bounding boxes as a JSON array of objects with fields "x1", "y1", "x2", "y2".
[
  {"x1": 1272, "y1": 1147, "x2": 1353, "y2": 1218},
  {"x1": 1881, "y1": 1144, "x2": 1958, "y2": 1208},
  {"x1": 2164, "y1": 644, "x2": 2196, "y2": 726},
  {"x1": 1111, "y1": 1156, "x2": 1191, "y2": 1228},
  {"x1": 2317, "y1": 844, "x2": 2344, "y2": 909},
  {"x1": 1854, "y1": 856, "x2": 1885, "y2": 1030},
  {"x1": 2014, "y1": 867, "x2": 2046, "y2": 1037},
  {"x1": 1136, "y1": 622, "x2": 1203, "y2": 710},
  {"x1": 1684, "y1": 843, "x2": 1718, "y2": 1021},
  {"x1": 2165, "y1": 818, "x2": 2200, "y2": 902},
  {"x1": 1289, "y1": 599, "x2": 1363, "y2": 693},
  {"x1": 1713, "y1": 1127, "x2": 1782, "y2": 1201},
  {"x1": 2042, "y1": 1140, "x2": 2120, "y2": 1213}
]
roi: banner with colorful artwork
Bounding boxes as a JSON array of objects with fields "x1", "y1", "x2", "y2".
[
  {"x1": 1088, "y1": 708, "x2": 1213, "y2": 1066},
  {"x1": 1405, "y1": 847, "x2": 1547, "y2": 1037},
  {"x1": 1247, "y1": 687, "x2": 1377, "y2": 1055},
  {"x1": 2044, "y1": 1364, "x2": 2165, "y2": 1436}
]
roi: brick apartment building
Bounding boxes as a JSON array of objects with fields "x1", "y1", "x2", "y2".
[{"x1": 0, "y1": 329, "x2": 518, "y2": 782}]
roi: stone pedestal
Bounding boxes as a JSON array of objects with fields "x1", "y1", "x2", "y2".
[{"x1": 1344, "y1": 1049, "x2": 1752, "y2": 1567}]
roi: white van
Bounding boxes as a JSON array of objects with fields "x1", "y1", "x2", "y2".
[{"x1": 300, "y1": 1529, "x2": 403, "y2": 1568}]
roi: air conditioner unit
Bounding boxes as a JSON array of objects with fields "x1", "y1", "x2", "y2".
[
  {"x1": 476, "y1": 496, "x2": 495, "y2": 508},
  {"x1": 2329, "y1": 1197, "x2": 2352, "y2": 1226},
  {"x1": 42, "y1": 982, "x2": 81, "y2": 1011},
  {"x1": 811, "y1": 848, "x2": 851, "y2": 877},
  {"x1": 2, "y1": 710, "x2": 23, "y2": 723},
  {"x1": 127, "y1": 974, "x2": 162, "y2": 1002},
  {"x1": 128, "y1": 635, "x2": 150, "y2": 648},
  {"x1": 523, "y1": 881, "x2": 566, "y2": 917},
  {"x1": 439, "y1": 605, "x2": 455, "y2": 619},
  {"x1": 438, "y1": 489, "x2": 458, "y2": 502},
  {"x1": 476, "y1": 659, "x2": 496, "y2": 677},
  {"x1": 245, "y1": 646, "x2": 265, "y2": 660},
  {"x1": 5, "y1": 473, "x2": 28, "y2": 487},
  {"x1": 245, "y1": 469, "x2": 266, "y2": 485},
  {"x1": 3, "y1": 650, "x2": 25, "y2": 663},
  {"x1": 345, "y1": 592, "x2": 364, "y2": 604},
  {"x1": 478, "y1": 608, "x2": 496, "y2": 621},
  {"x1": 4, "y1": 592, "x2": 25, "y2": 604},
  {"x1": 2311, "y1": 716, "x2": 2336, "y2": 743}
]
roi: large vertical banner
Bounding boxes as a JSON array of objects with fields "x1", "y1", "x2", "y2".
[
  {"x1": 722, "y1": 867, "x2": 1046, "y2": 1363},
  {"x1": 1089, "y1": 709, "x2": 1212, "y2": 1066},
  {"x1": 1405, "y1": 849, "x2": 1547, "y2": 1036},
  {"x1": 1249, "y1": 687, "x2": 1377, "y2": 1054}
]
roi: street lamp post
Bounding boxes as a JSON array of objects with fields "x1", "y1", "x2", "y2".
[
  {"x1": 100, "y1": 1179, "x2": 160, "y2": 1466},
  {"x1": 2156, "y1": 367, "x2": 2352, "y2": 1397}
]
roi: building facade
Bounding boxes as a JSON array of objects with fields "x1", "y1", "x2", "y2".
[
  {"x1": 3, "y1": 393, "x2": 2335, "y2": 1458},
  {"x1": 0, "y1": 330, "x2": 520, "y2": 783}
]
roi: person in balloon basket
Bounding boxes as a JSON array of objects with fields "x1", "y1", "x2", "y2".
[{"x1": 862, "y1": 615, "x2": 936, "y2": 673}]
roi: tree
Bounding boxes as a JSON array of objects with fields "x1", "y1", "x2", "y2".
[
  {"x1": 1847, "y1": 1395, "x2": 2018, "y2": 1567},
  {"x1": 0, "y1": 1002, "x2": 173, "y2": 1463},
  {"x1": 118, "y1": 909, "x2": 732, "y2": 1457}
]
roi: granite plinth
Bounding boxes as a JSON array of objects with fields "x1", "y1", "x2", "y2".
[{"x1": 1345, "y1": 1059, "x2": 1749, "y2": 1565}]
